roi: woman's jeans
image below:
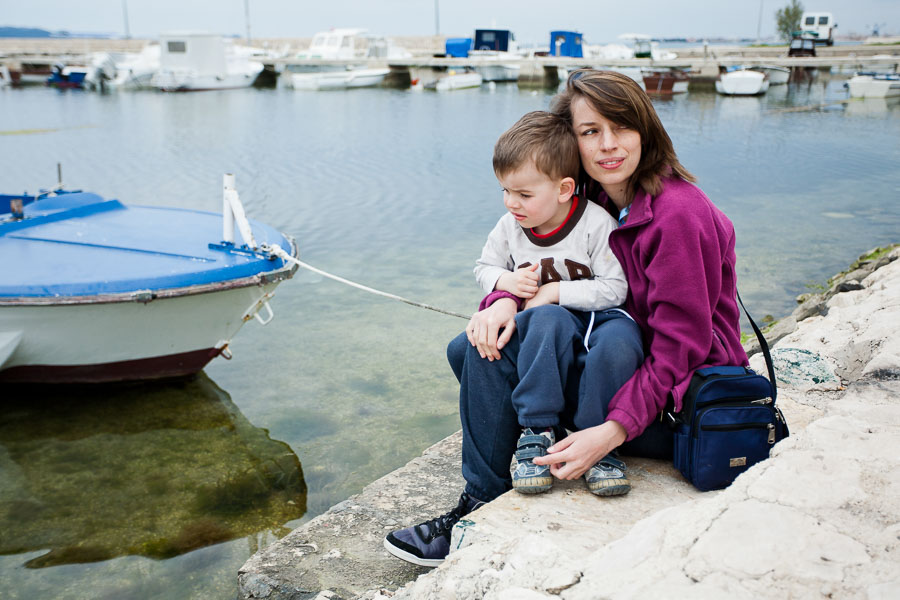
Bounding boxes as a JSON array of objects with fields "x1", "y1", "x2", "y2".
[{"x1": 447, "y1": 304, "x2": 673, "y2": 502}]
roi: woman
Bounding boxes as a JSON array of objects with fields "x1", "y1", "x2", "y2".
[{"x1": 384, "y1": 69, "x2": 748, "y2": 567}]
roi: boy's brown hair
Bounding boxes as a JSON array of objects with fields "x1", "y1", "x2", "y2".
[{"x1": 493, "y1": 111, "x2": 580, "y2": 182}]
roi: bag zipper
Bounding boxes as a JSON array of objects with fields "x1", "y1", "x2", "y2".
[{"x1": 701, "y1": 421, "x2": 777, "y2": 444}]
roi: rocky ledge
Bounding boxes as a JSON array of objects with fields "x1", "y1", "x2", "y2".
[{"x1": 239, "y1": 245, "x2": 900, "y2": 600}]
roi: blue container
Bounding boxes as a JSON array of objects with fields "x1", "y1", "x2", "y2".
[
  {"x1": 445, "y1": 38, "x2": 472, "y2": 58},
  {"x1": 549, "y1": 31, "x2": 583, "y2": 58}
]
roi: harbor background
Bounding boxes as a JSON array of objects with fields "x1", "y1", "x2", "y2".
[{"x1": 3, "y1": 43, "x2": 900, "y2": 600}]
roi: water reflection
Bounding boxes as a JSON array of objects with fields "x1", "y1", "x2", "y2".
[
  {"x1": 844, "y1": 96, "x2": 900, "y2": 117},
  {"x1": 0, "y1": 374, "x2": 306, "y2": 568}
]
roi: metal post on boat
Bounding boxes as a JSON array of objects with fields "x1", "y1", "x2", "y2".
[
  {"x1": 222, "y1": 173, "x2": 258, "y2": 250},
  {"x1": 223, "y1": 173, "x2": 236, "y2": 245}
]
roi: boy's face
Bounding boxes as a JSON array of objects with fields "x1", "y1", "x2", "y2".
[{"x1": 497, "y1": 161, "x2": 574, "y2": 235}]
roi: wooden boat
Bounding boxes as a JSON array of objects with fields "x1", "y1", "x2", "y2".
[
  {"x1": 0, "y1": 176, "x2": 297, "y2": 383},
  {"x1": 642, "y1": 69, "x2": 689, "y2": 94}
]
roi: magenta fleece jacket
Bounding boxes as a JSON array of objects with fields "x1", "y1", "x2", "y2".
[{"x1": 600, "y1": 177, "x2": 749, "y2": 441}]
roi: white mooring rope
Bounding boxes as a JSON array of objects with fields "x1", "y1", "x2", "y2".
[{"x1": 262, "y1": 244, "x2": 471, "y2": 321}]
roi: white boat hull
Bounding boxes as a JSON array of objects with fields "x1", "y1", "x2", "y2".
[
  {"x1": 473, "y1": 64, "x2": 520, "y2": 82},
  {"x1": 290, "y1": 68, "x2": 389, "y2": 90},
  {"x1": 0, "y1": 279, "x2": 283, "y2": 383},
  {"x1": 848, "y1": 74, "x2": 900, "y2": 98},
  {"x1": 716, "y1": 70, "x2": 770, "y2": 95},
  {"x1": 431, "y1": 72, "x2": 483, "y2": 91},
  {"x1": 754, "y1": 66, "x2": 790, "y2": 85}
]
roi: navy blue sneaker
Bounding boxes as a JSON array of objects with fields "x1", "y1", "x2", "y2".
[
  {"x1": 584, "y1": 454, "x2": 631, "y2": 496},
  {"x1": 512, "y1": 428, "x2": 555, "y2": 494},
  {"x1": 383, "y1": 492, "x2": 484, "y2": 567}
]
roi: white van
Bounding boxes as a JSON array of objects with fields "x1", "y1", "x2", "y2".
[{"x1": 800, "y1": 12, "x2": 838, "y2": 45}]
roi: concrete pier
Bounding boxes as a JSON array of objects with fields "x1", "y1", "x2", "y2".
[{"x1": 1, "y1": 38, "x2": 897, "y2": 90}]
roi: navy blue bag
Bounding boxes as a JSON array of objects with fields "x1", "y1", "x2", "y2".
[{"x1": 667, "y1": 294, "x2": 789, "y2": 491}]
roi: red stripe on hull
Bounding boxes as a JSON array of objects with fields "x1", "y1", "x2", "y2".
[{"x1": 0, "y1": 347, "x2": 222, "y2": 384}]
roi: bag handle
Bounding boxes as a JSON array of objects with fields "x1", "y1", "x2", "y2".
[{"x1": 737, "y1": 291, "x2": 777, "y2": 401}]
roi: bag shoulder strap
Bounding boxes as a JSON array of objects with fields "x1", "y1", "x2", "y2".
[{"x1": 737, "y1": 291, "x2": 777, "y2": 401}]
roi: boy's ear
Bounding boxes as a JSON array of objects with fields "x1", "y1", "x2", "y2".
[{"x1": 558, "y1": 177, "x2": 576, "y2": 202}]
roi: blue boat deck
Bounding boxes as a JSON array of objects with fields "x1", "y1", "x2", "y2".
[{"x1": 1, "y1": 192, "x2": 294, "y2": 298}]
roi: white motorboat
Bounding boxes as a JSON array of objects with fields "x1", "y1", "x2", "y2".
[
  {"x1": 426, "y1": 70, "x2": 483, "y2": 91},
  {"x1": 288, "y1": 28, "x2": 407, "y2": 90},
  {"x1": 151, "y1": 32, "x2": 264, "y2": 92},
  {"x1": 468, "y1": 29, "x2": 521, "y2": 82},
  {"x1": 109, "y1": 44, "x2": 161, "y2": 90},
  {"x1": 290, "y1": 67, "x2": 390, "y2": 90},
  {"x1": 0, "y1": 175, "x2": 297, "y2": 383},
  {"x1": 618, "y1": 34, "x2": 678, "y2": 61},
  {"x1": 749, "y1": 65, "x2": 790, "y2": 85},
  {"x1": 716, "y1": 68, "x2": 770, "y2": 96},
  {"x1": 847, "y1": 72, "x2": 900, "y2": 98}
]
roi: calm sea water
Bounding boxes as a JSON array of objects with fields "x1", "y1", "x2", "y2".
[{"x1": 1, "y1": 76, "x2": 898, "y2": 599}]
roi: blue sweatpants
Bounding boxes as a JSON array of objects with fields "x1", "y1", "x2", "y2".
[{"x1": 448, "y1": 304, "x2": 672, "y2": 502}]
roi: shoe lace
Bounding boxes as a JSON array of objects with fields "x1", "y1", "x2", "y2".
[{"x1": 422, "y1": 493, "x2": 473, "y2": 541}]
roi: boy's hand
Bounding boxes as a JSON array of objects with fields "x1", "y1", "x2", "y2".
[
  {"x1": 523, "y1": 281, "x2": 559, "y2": 310},
  {"x1": 496, "y1": 263, "x2": 540, "y2": 299}
]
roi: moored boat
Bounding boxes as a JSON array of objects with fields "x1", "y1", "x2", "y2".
[
  {"x1": 468, "y1": 29, "x2": 521, "y2": 82},
  {"x1": 847, "y1": 72, "x2": 900, "y2": 98},
  {"x1": 0, "y1": 176, "x2": 297, "y2": 383},
  {"x1": 425, "y1": 70, "x2": 483, "y2": 91},
  {"x1": 290, "y1": 67, "x2": 390, "y2": 90},
  {"x1": 151, "y1": 32, "x2": 264, "y2": 92},
  {"x1": 642, "y1": 69, "x2": 689, "y2": 94},
  {"x1": 287, "y1": 28, "x2": 407, "y2": 90},
  {"x1": 749, "y1": 64, "x2": 790, "y2": 85},
  {"x1": 47, "y1": 63, "x2": 89, "y2": 89},
  {"x1": 716, "y1": 68, "x2": 770, "y2": 96}
]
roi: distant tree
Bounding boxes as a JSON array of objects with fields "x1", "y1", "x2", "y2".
[{"x1": 775, "y1": 0, "x2": 805, "y2": 42}]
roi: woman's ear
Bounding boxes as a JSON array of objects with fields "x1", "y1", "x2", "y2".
[{"x1": 559, "y1": 177, "x2": 576, "y2": 203}]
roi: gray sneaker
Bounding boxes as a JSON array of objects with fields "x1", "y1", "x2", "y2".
[
  {"x1": 584, "y1": 454, "x2": 631, "y2": 496},
  {"x1": 512, "y1": 428, "x2": 555, "y2": 494}
]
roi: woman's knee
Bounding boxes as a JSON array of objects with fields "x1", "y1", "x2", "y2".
[{"x1": 447, "y1": 332, "x2": 469, "y2": 380}]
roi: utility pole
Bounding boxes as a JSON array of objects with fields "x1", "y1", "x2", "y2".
[
  {"x1": 244, "y1": 0, "x2": 251, "y2": 45},
  {"x1": 756, "y1": 0, "x2": 764, "y2": 44},
  {"x1": 122, "y1": 0, "x2": 131, "y2": 39},
  {"x1": 434, "y1": 0, "x2": 440, "y2": 36}
]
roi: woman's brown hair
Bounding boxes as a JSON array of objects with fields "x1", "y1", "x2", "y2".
[{"x1": 551, "y1": 68, "x2": 695, "y2": 202}]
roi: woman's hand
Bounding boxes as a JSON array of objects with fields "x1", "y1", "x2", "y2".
[
  {"x1": 532, "y1": 421, "x2": 627, "y2": 480},
  {"x1": 465, "y1": 297, "x2": 518, "y2": 361}
]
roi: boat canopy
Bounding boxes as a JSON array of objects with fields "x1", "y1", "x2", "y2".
[
  {"x1": 473, "y1": 29, "x2": 514, "y2": 52},
  {"x1": 0, "y1": 192, "x2": 293, "y2": 297},
  {"x1": 549, "y1": 31, "x2": 583, "y2": 58}
]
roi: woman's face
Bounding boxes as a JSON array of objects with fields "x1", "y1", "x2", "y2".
[{"x1": 571, "y1": 96, "x2": 642, "y2": 206}]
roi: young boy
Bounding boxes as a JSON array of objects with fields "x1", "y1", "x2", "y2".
[{"x1": 475, "y1": 110, "x2": 628, "y2": 494}]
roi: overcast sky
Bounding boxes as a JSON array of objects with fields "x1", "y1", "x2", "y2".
[{"x1": 2, "y1": 0, "x2": 898, "y2": 44}]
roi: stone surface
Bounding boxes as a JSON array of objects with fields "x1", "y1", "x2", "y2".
[
  {"x1": 238, "y1": 431, "x2": 465, "y2": 599},
  {"x1": 238, "y1": 247, "x2": 900, "y2": 599},
  {"x1": 385, "y1": 251, "x2": 900, "y2": 599}
]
